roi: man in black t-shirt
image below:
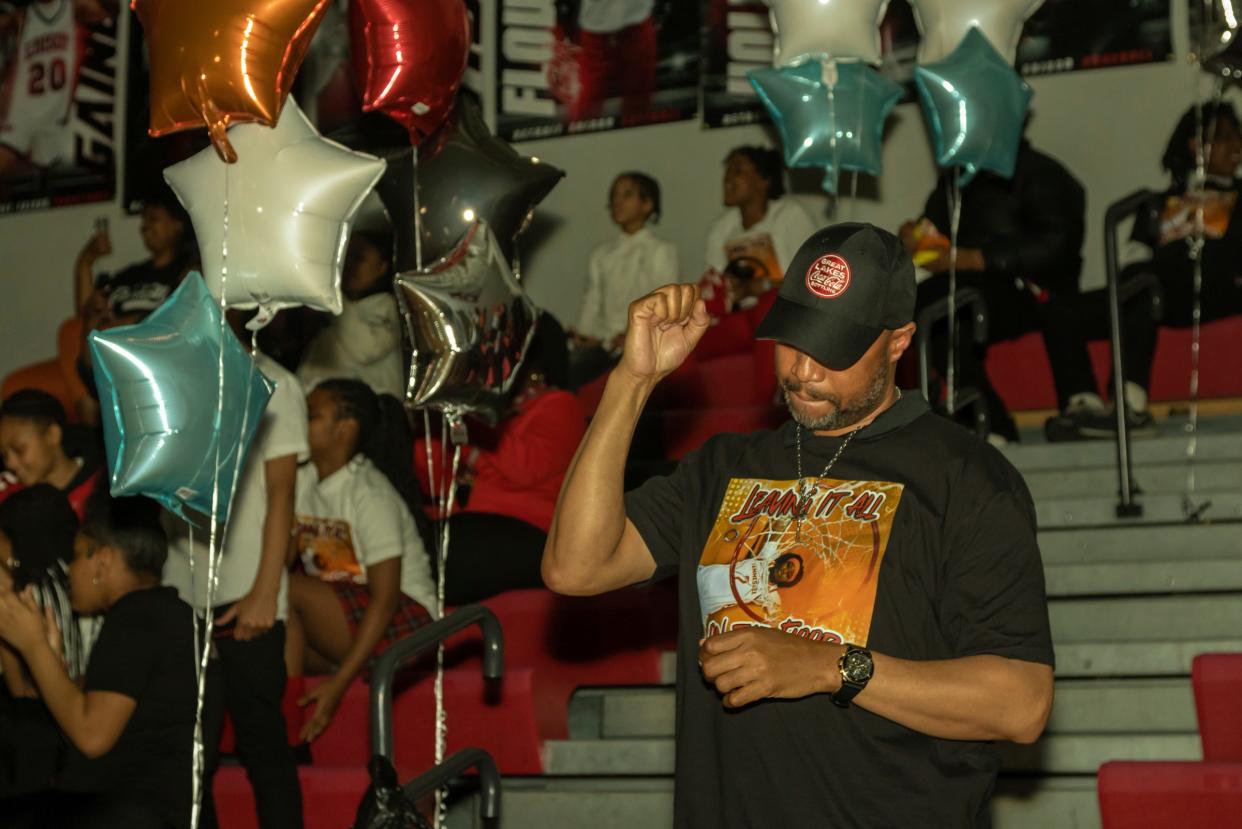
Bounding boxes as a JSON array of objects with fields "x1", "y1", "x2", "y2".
[{"x1": 543, "y1": 223, "x2": 1055, "y2": 829}]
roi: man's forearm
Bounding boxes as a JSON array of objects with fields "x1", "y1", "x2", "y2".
[
  {"x1": 830, "y1": 649, "x2": 1053, "y2": 744},
  {"x1": 543, "y1": 369, "x2": 654, "y2": 592},
  {"x1": 75, "y1": 257, "x2": 94, "y2": 314}
]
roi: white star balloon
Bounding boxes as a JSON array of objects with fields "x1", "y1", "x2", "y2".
[
  {"x1": 164, "y1": 98, "x2": 386, "y2": 317},
  {"x1": 765, "y1": 0, "x2": 891, "y2": 66},
  {"x1": 910, "y1": 0, "x2": 1043, "y2": 65}
]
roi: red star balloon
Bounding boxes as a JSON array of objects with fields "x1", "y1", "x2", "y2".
[
  {"x1": 133, "y1": 0, "x2": 331, "y2": 163},
  {"x1": 348, "y1": 0, "x2": 471, "y2": 143}
]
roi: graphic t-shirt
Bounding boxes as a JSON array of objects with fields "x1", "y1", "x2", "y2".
[
  {"x1": 293, "y1": 455, "x2": 437, "y2": 613},
  {"x1": 625, "y1": 394, "x2": 1054, "y2": 829},
  {"x1": 99, "y1": 256, "x2": 191, "y2": 319}
]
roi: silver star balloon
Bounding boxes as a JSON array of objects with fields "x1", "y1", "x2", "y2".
[
  {"x1": 395, "y1": 220, "x2": 538, "y2": 424},
  {"x1": 765, "y1": 0, "x2": 890, "y2": 66},
  {"x1": 909, "y1": 0, "x2": 1043, "y2": 65},
  {"x1": 164, "y1": 98, "x2": 386, "y2": 317}
]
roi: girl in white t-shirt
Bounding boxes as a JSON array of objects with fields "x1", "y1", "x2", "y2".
[{"x1": 285, "y1": 379, "x2": 436, "y2": 743}]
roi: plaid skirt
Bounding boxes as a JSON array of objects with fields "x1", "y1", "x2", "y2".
[{"x1": 332, "y1": 581, "x2": 433, "y2": 667}]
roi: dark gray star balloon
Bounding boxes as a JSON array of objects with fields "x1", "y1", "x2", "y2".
[
  {"x1": 395, "y1": 220, "x2": 539, "y2": 424},
  {"x1": 331, "y1": 96, "x2": 564, "y2": 270}
]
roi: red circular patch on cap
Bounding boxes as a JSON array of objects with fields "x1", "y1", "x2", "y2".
[{"x1": 805, "y1": 254, "x2": 851, "y2": 299}]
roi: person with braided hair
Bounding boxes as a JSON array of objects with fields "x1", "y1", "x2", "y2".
[{"x1": 285, "y1": 379, "x2": 436, "y2": 744}]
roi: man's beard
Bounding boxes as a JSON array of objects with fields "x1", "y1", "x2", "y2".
[{"x1": 781, "y1": 362, "x2": 891, "y2": 431}]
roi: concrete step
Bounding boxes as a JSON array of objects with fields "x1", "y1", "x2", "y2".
[
  {"x1": 1001, "y1": 426, "x2": 1242, "y2": 473},
  {"x1": 542, "y1": 733, "x2": 1198, "y2": 777},
  {"x1": 568, "y1": 678, "x2": 1197, "y2": 741},
  {"x1": 444, "y1": 775, "x2": 1102, "y2": 829},
  {"x1": 1049, "y1": 593, "x2": 1242, "y2": 642},
  {"x1": 1034, "y1": 489, "x2": 1242, "y2": 528},
  {"x1": 1023, "y1": 461, "x2": 1242, "y2": 500},
  {"x1": 1054, "y1": 639, "x2": 1242, "y2": 677},
  {"x1": 1037, "y1": 523, "x2": 1242, "y2": 563},
  {"x1": 1045, "y1": 556, "x2": 1242, "y2": 596}
]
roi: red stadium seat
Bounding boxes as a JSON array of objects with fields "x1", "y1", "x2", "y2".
[
  {"x1": 1193, "y1": 653, "x2": 1242, "y2": 762},
  {"x1": 1098, "y1": 761, "x2": 1242, "y2": 828}
]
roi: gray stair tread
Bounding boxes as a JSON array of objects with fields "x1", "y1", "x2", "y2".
[
  {"x1": 446, "y1": 777, "x2": 1100, "y2": 829},
  {"x1": 1035, "y1": 490, "x2": 1242, "y2": 528},
  {"x1": 1054, "y1": 639, "x2": 1242, "y2": 676},
  {"x1": 569, "y1": 678, "x2": 1195, "y2": 740},
  {"x1": 544, "y1": 734, "x2": 1197, "y2": 776},
  {"x1": 1023, "y1": 462, "x2": 1242, "y2": 500},
  {"x1": 1038, "y1": 523, "x2": 1242, "y2": 563},
  {"x1": 1045, "y1": 558, "x2": 1242, "y2": 595},
  {"x1": 1001, "y1": 427, "x2": 1242, "y2": 472},
  {"x1": 1050, "y1": 593, "x2": 1242, "y2": 641}
]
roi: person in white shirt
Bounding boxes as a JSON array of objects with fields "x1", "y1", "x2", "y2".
[
  {"x1": 162, "y1": 315, "x2": 308, "y2": 829},
  {"x1": 569, "y1": 171, "x2": 679, "y2": 388},
  {"x1": 298, "y1": 229, "x2": 404, "y2": 399},
  {"x1": 285, "y1": 378, "x2": 436, "y2": 743},
  {"x1": 703, "y1": 146, "x2": 818, "y2": 287}
]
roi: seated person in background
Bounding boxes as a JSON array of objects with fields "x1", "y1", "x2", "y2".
[
  {"x1": 702, "y1": 145, "x2": 816, "y2": 290},
  {"x1": 286, "y1": 379, "x2": 436, "y2": 744},
  {"x1": 0, "y1": 486, "x2": 85, "y2": 799},
  {"x1": 900, "y1": 139, "x2": 1086, "y2": 445},
  {"x1": 298, "y1": 228, "x2": 405, "y2": 399},
  {"x1": 1042, "y1": 101, "x2": 1242, "y2": 440},
  {"x1": 569, "y1": 171, "x2": 678, "y2": 389},
  {"x1": 417, "y1": 324, "x2": 586, "y2": 605},
  {"x1": 0, "y1": 389, "x2": 102, "y2": 519},
  {"x1": 72, "y1": 187, "x2": 198, "y2": 425},
  {"x1": 0, "y1": 493, "x2": 195, "y2": 829}
]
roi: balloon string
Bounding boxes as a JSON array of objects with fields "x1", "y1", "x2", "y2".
[
  {"x1": 432, "y1": 416, "x2": 463, "y2": 829},
  {"x1": 413, "y1": 147, "x2": 424, "y2": 270},
  {"x1": 946, "y1": 170, "x2": 962, "y2": 415},
  {"x1": 1183, "y1": 77, "x2": 1222, "y2": 516}
]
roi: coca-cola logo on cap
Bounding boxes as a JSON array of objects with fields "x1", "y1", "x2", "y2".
[{"x1": 805, "y1": 254, "x2": 851, "y2": 299}]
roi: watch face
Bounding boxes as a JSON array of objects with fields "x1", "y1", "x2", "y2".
[{"x1": 842, "y1": 649, "x2": 874, "y2": 684}]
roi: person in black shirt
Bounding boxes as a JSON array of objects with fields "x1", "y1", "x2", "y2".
[
  {"x1": 1041, "y1": 101, "x2": 1242, "y2": 440},
  {"x1": 900, "y1": 141, "x2": 1086, "y2": 444},
  {"x1": 72, "y1": 187, "x2": 198, "y2": 425},
  {"x1": 0, "y1": 494, "x2": 196, "y2": 829},
  {"x1": 543, "y1": 224, "x2": 1055, "y2": 829}
]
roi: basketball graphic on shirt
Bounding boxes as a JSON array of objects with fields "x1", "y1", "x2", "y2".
[
  {"x1": 697, "y1": 477, "x2": 903, "y2": 645},
  {"x1": 294, "y1": 515, "x2": 365, "y2": 583},
  {"x1": 805, "y1": 254, "x2": 851, "y2": 299},
  {"x1": 0, "y1": 0, "x2": 80, "y2": 166}
]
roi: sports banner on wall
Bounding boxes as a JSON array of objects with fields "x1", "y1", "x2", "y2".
[
  {"x1": 0, "y1": 0, "x2": 119, "y2": 215},
  {"x1": 702, "y1": 0, "x2": 1174, "y2": 129},
  {"x1": 467, "y1": 0, "x2": 701, "y2": 142}
]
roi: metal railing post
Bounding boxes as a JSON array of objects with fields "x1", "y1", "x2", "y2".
[{"x1": 1104, "y1": 189, "x2": 1153, "y2": 519}]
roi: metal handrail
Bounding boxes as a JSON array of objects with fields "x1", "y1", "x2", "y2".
[
  {"x1": 915, "y1": 285, "x2": 989, "y2": 412},
  {"x1": 1104, "y1": 189, "x2": 1155, "y2": 518},
  {"x1": 402, "y1": 747, "x2": 501, "y2": 822},
  {"x1": 370, "y1": 604, "x2": 504, "y2": 760}
]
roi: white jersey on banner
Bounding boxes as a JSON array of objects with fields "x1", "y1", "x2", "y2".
[{"x1": 0, "y1": 0, "x2": 79, "y2": 165}]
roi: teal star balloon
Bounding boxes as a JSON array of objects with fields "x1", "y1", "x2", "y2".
[
  {"x1": 914, "y1": 27, "x2": 1033, "y2": 182},
  {"x1": 749, "y1": 60, "x2": 903, "y2": 195},
  {"x1": 89, "y1": 273, "x2": 274, "y2": 524}
]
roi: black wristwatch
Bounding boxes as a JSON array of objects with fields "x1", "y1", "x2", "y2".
[{"x1": 831, "y1": 644, "x2": 874, "y2": 708}]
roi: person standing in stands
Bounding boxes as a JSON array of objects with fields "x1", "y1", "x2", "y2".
[
  {"x1": 703, "y1": 146, "x2": 817, "y2": 289},
  {"x1": 1042, "y1": 101, "x2": 1242, "y2": 440},
  {"x1": 543, "y1": 223, "x2": 1054, "y2": 827},
  {"x1": 900, "y1": 139, "x2": 1086, "y2": 445},
  {"x1": 298, "y1": 229, "x2": 404, "y2": 399},
  {"x1": 0, "y1": 493, "x2": 195, "y2": 829},
  {"x1": 71, "y1": 187, "x2": 198, "y2": 425},
  {"x1": 0, "y1": 389, "x2": 101, "y2": 519},
  {"x1": 569, "y1": 171, "x2": 678, "y2": 389},
  {"x1": 162, "y1": 312, "x2": 307, "y2": 829},
  {"x1": 285, "y1": 379, "x2": 437, "y2": 744},
  {"x1": 554, "y1": 0, "x2": 658, "y2": 124}
]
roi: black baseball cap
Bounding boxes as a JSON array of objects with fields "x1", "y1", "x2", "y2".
[{"x1": 755, "y1": 222, "x2": 915, "y2": 370}]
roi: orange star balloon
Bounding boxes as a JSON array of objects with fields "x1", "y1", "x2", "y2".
[{"x1": 132, "y1": 0, "x2": 331, "y2": 163}]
